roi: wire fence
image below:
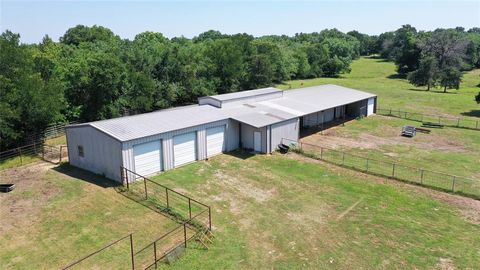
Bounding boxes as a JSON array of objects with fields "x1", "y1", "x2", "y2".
[
  {"x1": 0, "y1": 142, "x2": 66, "y2": 170},
  {"x1": 377, "y1": 108, "x2": 480, "y2": 130},
  {"x1": 282, "y1": 138, "x2": 480, "y2": 199}
]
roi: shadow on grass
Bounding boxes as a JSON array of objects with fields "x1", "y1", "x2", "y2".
[
  {"x1": 386, "y1": 73, "x2": 406, "y2": 79},
  {"x1": 461, "y1": 110, "x2": 480, "y2": 118},
  {"x1": 223, "y1": 149, "x2": 256, "y2": 160},
  {"x1": 53, "y1": 163, "x2": 121, "y2": 188},
  {"x1": 405, "y1": 88, "x2": 458, "y2": 94}
]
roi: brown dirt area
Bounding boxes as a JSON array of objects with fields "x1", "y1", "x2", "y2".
[
  {"x1": 0, "y1": 162, "x2": 57, "y2": 235},
  {"x1": 301, "y1": 123, "x2": 466, "y2": 152}
]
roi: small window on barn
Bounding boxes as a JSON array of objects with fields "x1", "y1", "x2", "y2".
[{"x1": 78, "y1": 145, "x2": 84, "y2": 157}]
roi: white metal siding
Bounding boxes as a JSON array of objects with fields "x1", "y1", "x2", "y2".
[
  {"x1": 271, "y1": 118, "x2": 300, "y2": 152},
  {"x1": 240, "y1": 124, "x2": 267, "y2": 153},
  {"x1": 367, "y1": 98, "x2": 375, "y2": 116},
  {"x1": 206, "y1": 126, "x2": 225, "y2": 157},
  {"x1": 253, "y1": 132, "x2": 262, "y2": 152},
  {"x1": 66, "y1": 126, "x2": 122, "y2": 181},
  {"x1": 173, "y1": 132, "x2": 197, "y2": 167},
  {"x1": 133, "y1": 140, "x2": 162, "y2": 176}
]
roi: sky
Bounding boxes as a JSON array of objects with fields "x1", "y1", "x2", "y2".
[{"x1": 1, "y1": 0, "x2": 479, "y2": 44}]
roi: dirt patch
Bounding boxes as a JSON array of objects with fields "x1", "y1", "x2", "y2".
[
  {"x1": 213, "y1": 170, "x2": 276, "y2": 203},
  {"x1": 436, "y1": 258, "x2": 456, "y2": 270},
  {"x1": 0, "y1": 162, "x2": 58, "y2": 234},
  {"x1": 301, "y1": 123, "x2": 467, "y2": 153}
]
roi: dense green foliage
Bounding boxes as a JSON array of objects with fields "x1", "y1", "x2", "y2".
[
  {"x1": 1, "y1": 25, "x2": 479, "y2": 149},
  {"x1": 0, "y1": 27, "x2": 363, "y2": 148},
  {"x1": 378, "y1": 25, "x2": 480, "y2": 92}
]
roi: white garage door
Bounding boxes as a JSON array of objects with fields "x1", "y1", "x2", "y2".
[
  {"x1": 367, "y1": 98, "x2": 375, "y2": 116},
  {"x1": 206, "y1": 126, "x2": 225, "y2": 157},
  {"x1": 133, "y1": 140, "x2": 162, "y2": 176},
  {"x1": 174, "y1": 132, "x2": 197, "y2": 167}
]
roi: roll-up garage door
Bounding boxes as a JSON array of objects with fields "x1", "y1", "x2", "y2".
[
  {"x1": 133, "y1": 140, "x2": 162, "y2": 176},
  {"x1": 206, "y1": 126, "x2": 225, "y2": 157},
  {"x1": 173, "y1": 132, "x2": 197, "y2": 167}
]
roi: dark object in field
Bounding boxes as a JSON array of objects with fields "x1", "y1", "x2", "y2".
[
  {"x1": 415, "y1": 127, "x2": 431, "y2": 134},
  {"x1": 278, "y1": 144, "x2": 290, "y2": 154},
  {"x1": 0, "y1": 184, "x2": 15, "y2": 193},
  {"x1": 422, "y1": 122, "x2": 444, "y2": 128},
  {"x1": 402, "y1": 126, "x2": 416, "y2": 137}
]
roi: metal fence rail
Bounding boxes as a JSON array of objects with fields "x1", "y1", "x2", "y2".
[
  {"x1": 282, "y1": 138, "x2": 480, "y2": 199},
  {"x1": 0, "y1": 143, "x2": 66, "y2": 170},
  {"x1": 377, "y1": 108, "x2": 480, "y2": 130},
  {"x1": 63, "y1": 168, "x2": 213, "y2": 269}
]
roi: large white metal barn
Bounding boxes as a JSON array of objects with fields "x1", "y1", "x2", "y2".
[{"x1": 66, "y1": 84, "x2": 377, "y2": 182}]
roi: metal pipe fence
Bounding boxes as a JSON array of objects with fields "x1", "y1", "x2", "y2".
[
  {"x1": 377, "y1": 108, "x2": 480, "y2": 130},
  {"x1": 120, "y1": 166, "x2": 212, "y2": 230},
  {"x1": 282, "y1": 138, "x2": 480, "y2": 199},
  {"x1": 0, "y1": 143, "x2": 66, "y2": 170},
  {"x1": 63, "y1": 168, "x2": 213, "y2": 269}
]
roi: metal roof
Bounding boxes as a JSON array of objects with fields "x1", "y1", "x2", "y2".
[
  {"x1": 204, "y1": 87, "x2": 281, "y2": 101},
  {"x1": 68, "y1": 84, "x2": 376, "y2": 142},
  {"x1": 67, "y1": 105, "x2": 227, "y2": 142}
]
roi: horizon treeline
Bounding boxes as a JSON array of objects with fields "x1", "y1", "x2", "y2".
[{"x1": 1, "y1": 25, "x2": 480, "y2": 149}]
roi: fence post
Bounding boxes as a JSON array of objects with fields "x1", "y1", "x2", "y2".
[
  {"x1": 438, "y1": 116, "x2": 441, "y2": 124},
  {"x1": 389, "y1": 108, "x2": 392, "y2": 115},
  {"x1": 129, "y1": 233, "x2": 135, "y2": 270},
  {"x1": 420, "y1": 169, "x2": 424, "y2": 185},
  {"x1": 476, "y1": 120, "x2": 478, "y2": 130},
  {"x1": 153, "y1": 241, "x2": 157, "y2": 268},
  {"x1": 183, "y1": 223, "x2": 187, "y2": 248},
  {"x1": 125, "y1": 168, "x2": 130, "y2": 190},
  {"x1": 144, "y1": 178, "x2": 148, "y2": 200},
  {"x1": 208, "y1": 206, "x2": 212, "y2": 231},
  {"x1": 452, "y1": 176, "x2": 456, "y2": 192},
  {"x1": 457, "y1": 118, "x2": 460, "y2": 127},
  {"x1": 18, "y1": 147, "x2": 23, "y2": 165},
  {"x1": 33, "y1": 141, "x2": 37, "y2": 154},
  {"x1": 42, "y1": 145, "x2": 45, "y2": 159},
  {"x1": 320, "y1": 147, "x2": 323, "y2": 160},
  {"x1": 392, "y1": 163, "x2": 396, "y2": 178},
  {"x1": 165, "y1": 188, "x2": 170, "y2": 208},
  {"x1": 365, "y1": 158, "x2": 369, "y2": 172},
  {"x1": 59, "y1": 146, "x2": 63, "y2": 162},
  {"x1": 342, "y1": 152, "x2": 345, "y2": 166},
  {"x1": 188, "y1": 198, "x2": 192, "y2": 219}
]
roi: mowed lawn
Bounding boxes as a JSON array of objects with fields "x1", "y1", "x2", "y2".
[
  {"x1": 277, "y1": 56, "x2": 480, "y2": 118},
  {"x1": 150, "y1": 153, "x2": 480, "y2": 269},
  {"x1": 0, "y1": 163, "x2": 178, "y2": 269}
]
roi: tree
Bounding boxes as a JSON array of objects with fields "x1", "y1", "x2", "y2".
[
  {"x1": 407, "y1": 56, "x2": 438, "y2": 91},
  {"x1": 390, "y1": 25, "x2": 422, "y2": 74},
  {"x1": 475, "y1": 92, "x2": 480, "y2": 104},
  {"x1": 438, "y1": 66, "x2": 462, "y2": 92},
  {"x1": 60, "y1": 25, "x2": 117, "y2": 46}
]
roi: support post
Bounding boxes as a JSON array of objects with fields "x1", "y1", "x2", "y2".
[
  {"x1": 457, "y1": 118, "x2": 460, "y2": 127},
  {"x1": 125, "y1": 168, "x2": 130, "y2": 190},
  {"x1": 208, "y1": 206, "x2": 212, "y2": 231},
  {"x1": 166, "y1": 189, "x2": 169, "y2": 208},
  {"x1": 59, "y1": 146, "x2": 63, "y2": 162},
  {"x1": 392, "y1": 163, "x2": 396, "y2": 178},
  {"x1": 320, "y1": 147, "x2": 323, "y2": 160},
  {"x1": 129, "y1": 234, "x2": 135, "y2": 270},
  {"x1": 476, "y1": 120, "x2": 478, "y2": 130},
  {"x1": 144, "y1": 179, "x2": 148, "y2": 200},
  {"x1": 188, "y1": 198, "x2": 192, "y2": 219},
  {"x1": 452, "y1": 176, "x2": 456, "y2": 192},
  {"x1": 183, "y1": 223, "x2": 187, "y2": 248},
  {"x1": 420, "y1": 169, "x2": 424, "y2": 185},
  {"x1": 342, "y1": 152, "x2": 345, "y2": 166},
  {"x1": 366, "y1": 158, "x2": 369, "y2": 172}
]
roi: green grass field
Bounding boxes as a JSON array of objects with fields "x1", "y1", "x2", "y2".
[
  {"x1": 0, "y1": 164, "x2": 178, "y2": 269},
  {"x1": 277, "y1": 56, "x2": 480, "y2": 118},
  {"x1": 148, "y1": 153, "x2": 480, "y2": 269}
]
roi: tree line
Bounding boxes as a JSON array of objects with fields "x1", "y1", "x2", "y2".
[{"x1": 1, "y1": 25, "x2": 479, "y2": 149}]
